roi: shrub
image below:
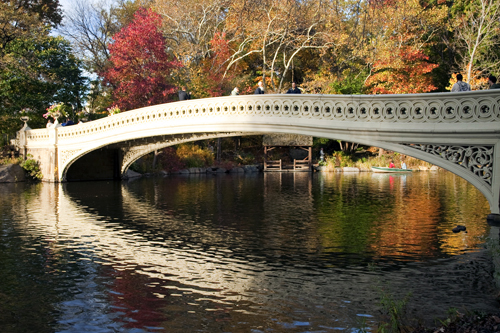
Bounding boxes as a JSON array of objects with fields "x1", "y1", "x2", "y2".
[
  {"x1": 330, "y1": 151, "x2": 354, "y2": 167},
  {"x1": 159, "y1": 147, "x2": 185, "y2": 172},
  {"x1": 234, "y1": 151, "x2": 255, "y2": 165},
  {"x1": 176, "y1": 143, "x2": 214, "y2": 167},
  {"x1": 19, "y1": 155, "x2": 42, "y2": 180}
]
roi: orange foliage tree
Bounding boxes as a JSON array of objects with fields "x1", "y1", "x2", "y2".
[
  {"x1": 363, "y1": 0, "x2": 446, "y2": 94},
  {"x1": 365, "y1": 46, "x2": 438, "y2": 94}
]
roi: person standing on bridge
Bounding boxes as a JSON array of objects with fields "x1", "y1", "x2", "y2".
[
  {"x1": 488, "y1": 75, "x2": 500, "y2": 89},
  {"x1": 286, "y1": 82, "x2": 301, "y2": 94},
  {"x1": 178, "y1": 86, "x2": 191, "y2": 100},
  {"x1": 62, "y1": 118, "x2": 74, "y2": 126},
  {"x1": 254, "y1": 81, "x2": 265, "y2": 94},
  {"x1": 231, "y1": 87, "x2": 239, "y2": 96},
  {"x1": 451, "y1": 74, "x2": 471, "y2": 92}
]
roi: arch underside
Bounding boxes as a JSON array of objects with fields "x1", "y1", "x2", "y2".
[
  {"x1": 60, "y1": 132, "x2": 259, "y2": 181},
  {"x1": 120, "y1": 131, "x2": 258, "y2": 174}
]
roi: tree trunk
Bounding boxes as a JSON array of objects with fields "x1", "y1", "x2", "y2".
[
  {"x1": 217, "y1": 138, "x2": 222, "y2": 163},
  {"x1": 152, "y1": 149, "x2": 159, "y2": 169}
]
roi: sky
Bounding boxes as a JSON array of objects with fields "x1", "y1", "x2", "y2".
[{"x1": 59, "y1": 0, "x2": 73, "y2": 14}]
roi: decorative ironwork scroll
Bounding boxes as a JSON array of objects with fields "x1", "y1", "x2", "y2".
[
  {"x1": 60, "y1": 149, "x2": 82, "y2": 167},
  {"x1": 403, "y1": 144, "x2": 494, "y2": 185}
]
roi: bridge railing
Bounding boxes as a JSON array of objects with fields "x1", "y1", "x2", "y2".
[{"x1": 21, "y1": 90, "x2": 499, "y2": 144}]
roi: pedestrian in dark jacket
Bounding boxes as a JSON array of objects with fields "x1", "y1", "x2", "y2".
[
  {"x1": 178, "y1": 86, "x2": 190, "y2": 100},
  {"x1": 254, "y1": 81, "x2": 265, "y2": 94},
  {"x1": 488, "y1": 75, "x2": 500, "y2": 89},
  {"x1": 62, "y1": 118, "x2": 74, "y2": 126},
  {"x1": 286, "y1": 82, "x2": 301, "y2": 94}
]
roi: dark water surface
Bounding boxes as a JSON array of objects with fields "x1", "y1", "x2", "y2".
[{"x1": 0, "y1": 171, "x2": 497, "y2": 332}]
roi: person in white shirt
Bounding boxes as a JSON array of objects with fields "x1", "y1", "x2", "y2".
[
  {"x1": 254, "y1": 81, "x2": 264, "y2": 94},
  {"x1": 451, "y1": 74, "x2": 471, "y2": 92}
]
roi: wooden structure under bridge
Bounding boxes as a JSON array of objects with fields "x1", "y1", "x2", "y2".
[{"x1": 263, "y1": 134, "x2": 312, "y2": 172}]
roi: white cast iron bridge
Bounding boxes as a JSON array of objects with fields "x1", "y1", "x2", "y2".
[{"x1": 14, "y1": 90, "x2": 500, "y2": 217}]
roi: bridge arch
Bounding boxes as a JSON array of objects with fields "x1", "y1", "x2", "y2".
[
  {"x1": 16, "y1": 91, "x2": 500, "y2": 215},
  {"x1": 61, "y1": 124, "x2": 497, "y2": 215}
]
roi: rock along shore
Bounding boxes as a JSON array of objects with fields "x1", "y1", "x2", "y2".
[
  {"x1": 0, "y1": 164, "x2": 26, "y2": 183},
  {"x1": 124, "y1": 164, "x2": 440, "y2": 180}
]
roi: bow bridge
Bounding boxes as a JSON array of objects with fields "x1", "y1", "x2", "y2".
[{"x1": 14, "y1": 91, "x2": 500, "y2": 217}]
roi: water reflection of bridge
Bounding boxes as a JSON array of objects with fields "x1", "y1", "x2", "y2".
[{"x1": 18, "y1": 180, "x2": 373, "y2": 330}]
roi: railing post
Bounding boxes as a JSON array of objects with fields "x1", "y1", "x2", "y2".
[
  {"x1": 46, "y1": 122, "x2": 60, "y2": 182},
  {"x1": 16, "y1": 117, "x2": 31, "y2": 159}
]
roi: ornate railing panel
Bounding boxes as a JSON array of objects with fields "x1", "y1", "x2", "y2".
[{"x1": 403, "y1": 144, "x2": 494, "y2": 186}]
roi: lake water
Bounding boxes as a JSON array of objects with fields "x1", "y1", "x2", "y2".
[{"x1": 0, "y1": 171, "x2": 498, "y2": 332}]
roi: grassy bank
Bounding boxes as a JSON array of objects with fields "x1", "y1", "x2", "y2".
[
  {"x1": 0, "y1": 155, "x2": 43, "y2": 180},
  {"x1": 320, "y1": 151, "x2": 434, "y2": 171}
]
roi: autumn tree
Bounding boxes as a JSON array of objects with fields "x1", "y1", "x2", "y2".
[
  {"x1": 61, "y1": 0, "x2": 153, "y2": 68},
  {"x1": 452, "y1": 0, "x2": 500, "y2": 88},
  {"x1": 365, "y1": 46, "x2": 439, "y2": 94},
  {"x1": 363, "y1": 0, "x2": 447, "y2": 94},
  {"x1": 103, "y1": 8, "x2": 180, "y2": 111},
  {"x1": 266, "y1": 0, "x2": 335, "y2": 92},
  {"x1": 152, "y1": 0, "x2": 231, "y2": 93},
  {"x1": 153, "y1": 0, "x2": 229, "y2": 63},
  {"x1": 300, "y1": 0, "x2": 369, "y2": 94},
  {"x1": 188, "y1": 32, "x2": 236, "y2": 97}
]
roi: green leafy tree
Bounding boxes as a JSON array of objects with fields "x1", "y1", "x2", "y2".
[
  {"x1": 0, "y1": 35, "x2": 87, "y2": 133},
  {"x1": 0, "y1": 0, "x2": 87, "y2": 136},
  {"x1": 0, "y1": 0, "x2": 62, "y2": 57}
]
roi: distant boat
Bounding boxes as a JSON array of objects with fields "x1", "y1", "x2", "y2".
[{"x1": 371, "y1": 166, "x2": 412, "y2": 173}]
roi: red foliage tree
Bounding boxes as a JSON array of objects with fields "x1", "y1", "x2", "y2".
[
  {"x1": 191, "y1": 32, "x2": 237, "y2": 98},
  {"x1": 103, "y1": 8, "x2": 180, "y2": 110},
  {"x1": 207, "y1": 32, "x2": 233, "y2": 96},
  {"x1": 159, "y1": 147, "x2": 185, "y2": 172}
]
